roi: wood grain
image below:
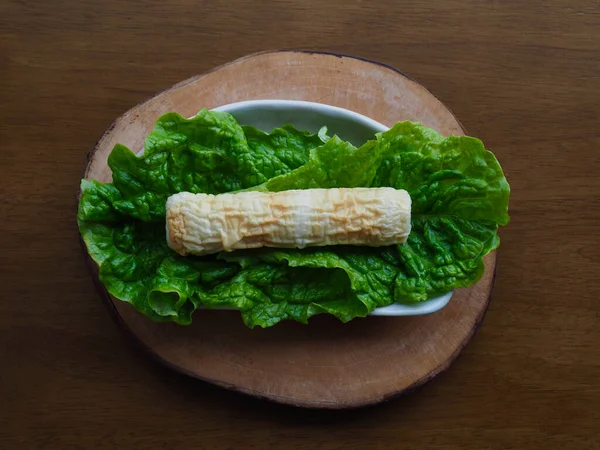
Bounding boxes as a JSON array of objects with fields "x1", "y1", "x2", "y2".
[
  {"x1": 82, "y1": 51, "x2": 496, "y2": 408},
  {"x1": 1, "y1": 0, "x2": 599, "y2": 448}
]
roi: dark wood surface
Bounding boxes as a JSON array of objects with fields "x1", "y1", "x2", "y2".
[{"x1": 2, "y1": 1, "x2": 599, "y2": 448}]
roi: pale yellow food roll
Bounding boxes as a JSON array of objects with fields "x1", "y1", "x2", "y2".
[{"x1": 166, "y1": 188, "x2": 411, "y2": 256}]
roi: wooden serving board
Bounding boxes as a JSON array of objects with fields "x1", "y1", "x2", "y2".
[{"x1": 82, "y1": 50, "x2": 496, "y2": 409}]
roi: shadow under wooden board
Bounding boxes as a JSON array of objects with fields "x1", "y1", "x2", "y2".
[{"x1": 81, "y1": 50, "x2": 496, "y2": 409}]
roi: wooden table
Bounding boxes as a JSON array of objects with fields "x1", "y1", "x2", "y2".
[{"x1": 2, "y1": 1, "x2": 598, "y2": 448}]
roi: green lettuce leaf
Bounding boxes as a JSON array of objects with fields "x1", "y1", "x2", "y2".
[
  {"x1": 373, "y1": 122, "x2": 510, "y2": 224},
  {"x1": 260, "y1": 137, "x2": 381, "y2": 191},
  {"x1": 79, "y1": 215, "x2": 369, "y2": 328},
  {"x1": 242, "y1": 124, "x2": 325, "y2": 172},
  {"x1": 80, "y1": 217, "x2": 240, "y2": 324},
  {"x1": 78, "y1": 111, "x2": 327, "y2": 222},
  {"x1": 196, "y1": 263, "x2": 368, "y2": 328},
  {"x1": 78, "y1": 180, "x2": 123, "y2": 222},
  {"x1": 78, "y1": 113, "x2": 510, "y2": 328},
  {"x1": 372, "y1": 122, "x2": 509, "y2": 300}
]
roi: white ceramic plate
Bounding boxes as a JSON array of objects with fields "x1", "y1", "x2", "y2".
[{"x1": 138, "y1": 100, "x2": 453, "y2": 316}]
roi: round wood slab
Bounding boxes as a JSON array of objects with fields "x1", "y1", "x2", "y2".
[{"x1": 82, "y1": 50, "x2": 496, "y2": 409}]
